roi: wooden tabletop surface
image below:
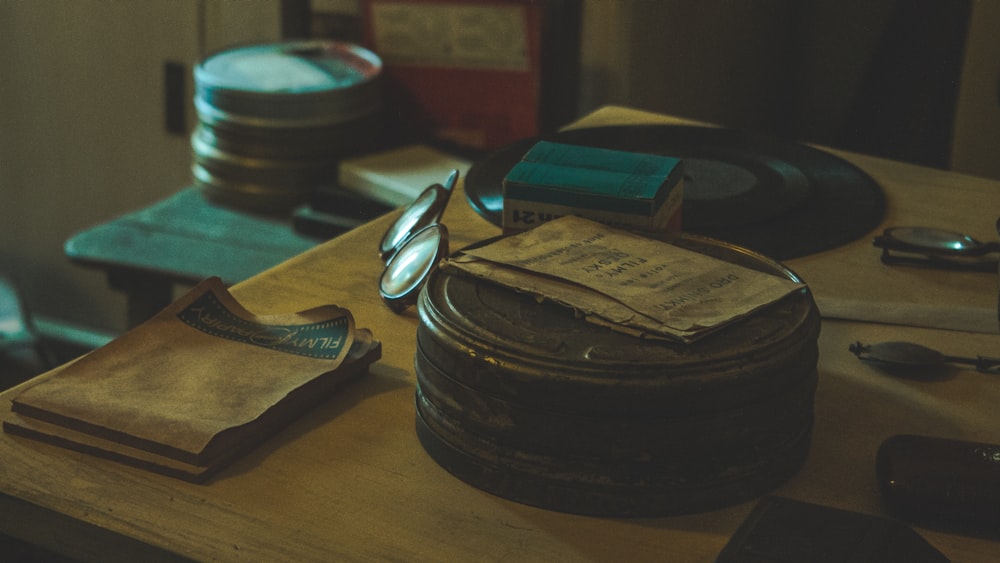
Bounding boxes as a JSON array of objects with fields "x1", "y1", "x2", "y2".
[{"x1": 1, "y1": 106, "x2": 998, "y2": 562}]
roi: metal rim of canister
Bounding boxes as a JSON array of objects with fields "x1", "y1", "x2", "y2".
[
  {"x1": 191, "y1": 136, "x2": 336, "y2": 185},
  {"x1": 413, "y1": 387, "x2": 814, "y2": 517},
  {"x1": 191, "y1": 113, "x2": 381, "y2": 159},
  {"x1": 193, "y1": 40, "x2": 383, "y2": 128},
  {"x1": 192, "y1": 164, "x2": 315, "y2": 211},
  {"x1": 192, "y1": 91, "x2": 382, "y2": 130},
  {"x1": 194, "y1": 39, "x2": 382, "y2": 91},
  {"x1": 414, "y1": 233, "x2": 819, "y2": 414},
  {"x1": 190, "y1": 162, "x2": 315, "y2": 193}
]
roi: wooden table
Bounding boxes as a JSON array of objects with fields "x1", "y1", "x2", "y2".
[{"x1": 2, "y1": 107, "x2": 999, "y2": 562}]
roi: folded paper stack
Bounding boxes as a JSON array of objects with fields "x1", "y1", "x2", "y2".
[
  {"x1": 449, "y1": 216, "x2": 804, "y2": 342},
  {"x1": 3, "y1": 277, "x2": 380, "y2": 483}
]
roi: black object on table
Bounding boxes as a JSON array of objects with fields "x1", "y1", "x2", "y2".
[
  {"x1": 464, "y1": 125, "x2": 886, "y2": 261},
  {"x1": 716, "y1": 496, "x2": 949, "y2": 562},
  {"x1": 877, "y1": 434, "x2": 1000, "y2": 537}
]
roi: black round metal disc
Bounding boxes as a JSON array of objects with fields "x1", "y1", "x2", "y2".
[{"x1": 464, "y1": 125, "x2": 885, "y2": 261}]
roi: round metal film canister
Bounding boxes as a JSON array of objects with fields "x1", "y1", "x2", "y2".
[
  {"x1": 191, "y1": 40, "x2": 383, "y2": 211},
  {"x1": 414, "y1": 232, "x2": 820, "y2": 517}
]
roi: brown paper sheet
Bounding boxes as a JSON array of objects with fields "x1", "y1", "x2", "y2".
[
  {"x1": 4, "y1": 277, "x2": 381, "y2": 481},
  {"x1": 450, "y1": 216, "x2": 805, "y2": 342}
]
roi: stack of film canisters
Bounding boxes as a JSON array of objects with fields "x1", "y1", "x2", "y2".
[{"x1": 191, "y1": 40, "x2": 383, "y2": 212}]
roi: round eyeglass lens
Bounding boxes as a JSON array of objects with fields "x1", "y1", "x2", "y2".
[
  {"x1": 379, "y1": 187, "x2": 440, "y2": 261},
  {"x1": 379, "y1": 224, "x2": 448, "y2": 310},
  {"x1": 889, "y1": 227, "x2": 980, "y2": 252},
  {"x1": 378, "y1": 184, "x2": 451, "y2": 262}
]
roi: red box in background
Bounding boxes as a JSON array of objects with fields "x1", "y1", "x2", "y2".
[{"x1": 361, "y1": 0, "x2": 579, "y2": 152}]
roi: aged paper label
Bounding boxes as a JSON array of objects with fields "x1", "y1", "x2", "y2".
[{"x1": 449, "y1": 216, "x2": 805, "y2": 341}]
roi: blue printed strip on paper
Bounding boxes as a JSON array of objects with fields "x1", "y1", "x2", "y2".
[{"x1": 177, "y1": 292, "x2": 349, "y2": 360}]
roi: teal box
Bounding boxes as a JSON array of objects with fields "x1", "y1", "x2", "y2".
[
  {"x1": 502, "y1": 142, "x2": 684, "y2": 233},
  {"x1": 521, "y1": 141, "x2": 682, "y2": 179}
]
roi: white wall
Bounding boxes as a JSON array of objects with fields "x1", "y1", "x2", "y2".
[
  {"x1": 0, "y1": 0, "x2": 281, "y2": 334},
  {"x1": 951, "y1": 0, "x2": 1000, "y2": 180}
]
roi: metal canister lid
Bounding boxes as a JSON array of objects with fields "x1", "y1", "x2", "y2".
[
  {"x1": 194, "y1": 40, "x2": 383, "y2": 128},
  {"x1": 418, "y1": 233, "x2": 818, "y2": 415}
]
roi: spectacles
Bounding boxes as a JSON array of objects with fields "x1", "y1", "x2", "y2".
[
  {"x1": 872, "y1": 225, "x2": 1000, "y2": 272},
  {"x1": 378, "y1": 170, "x2": 459, "y2": 312}
]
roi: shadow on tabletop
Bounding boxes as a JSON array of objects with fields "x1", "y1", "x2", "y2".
[{"x1": 212, "y1": 363, "x2": 411, "y2": 482}]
